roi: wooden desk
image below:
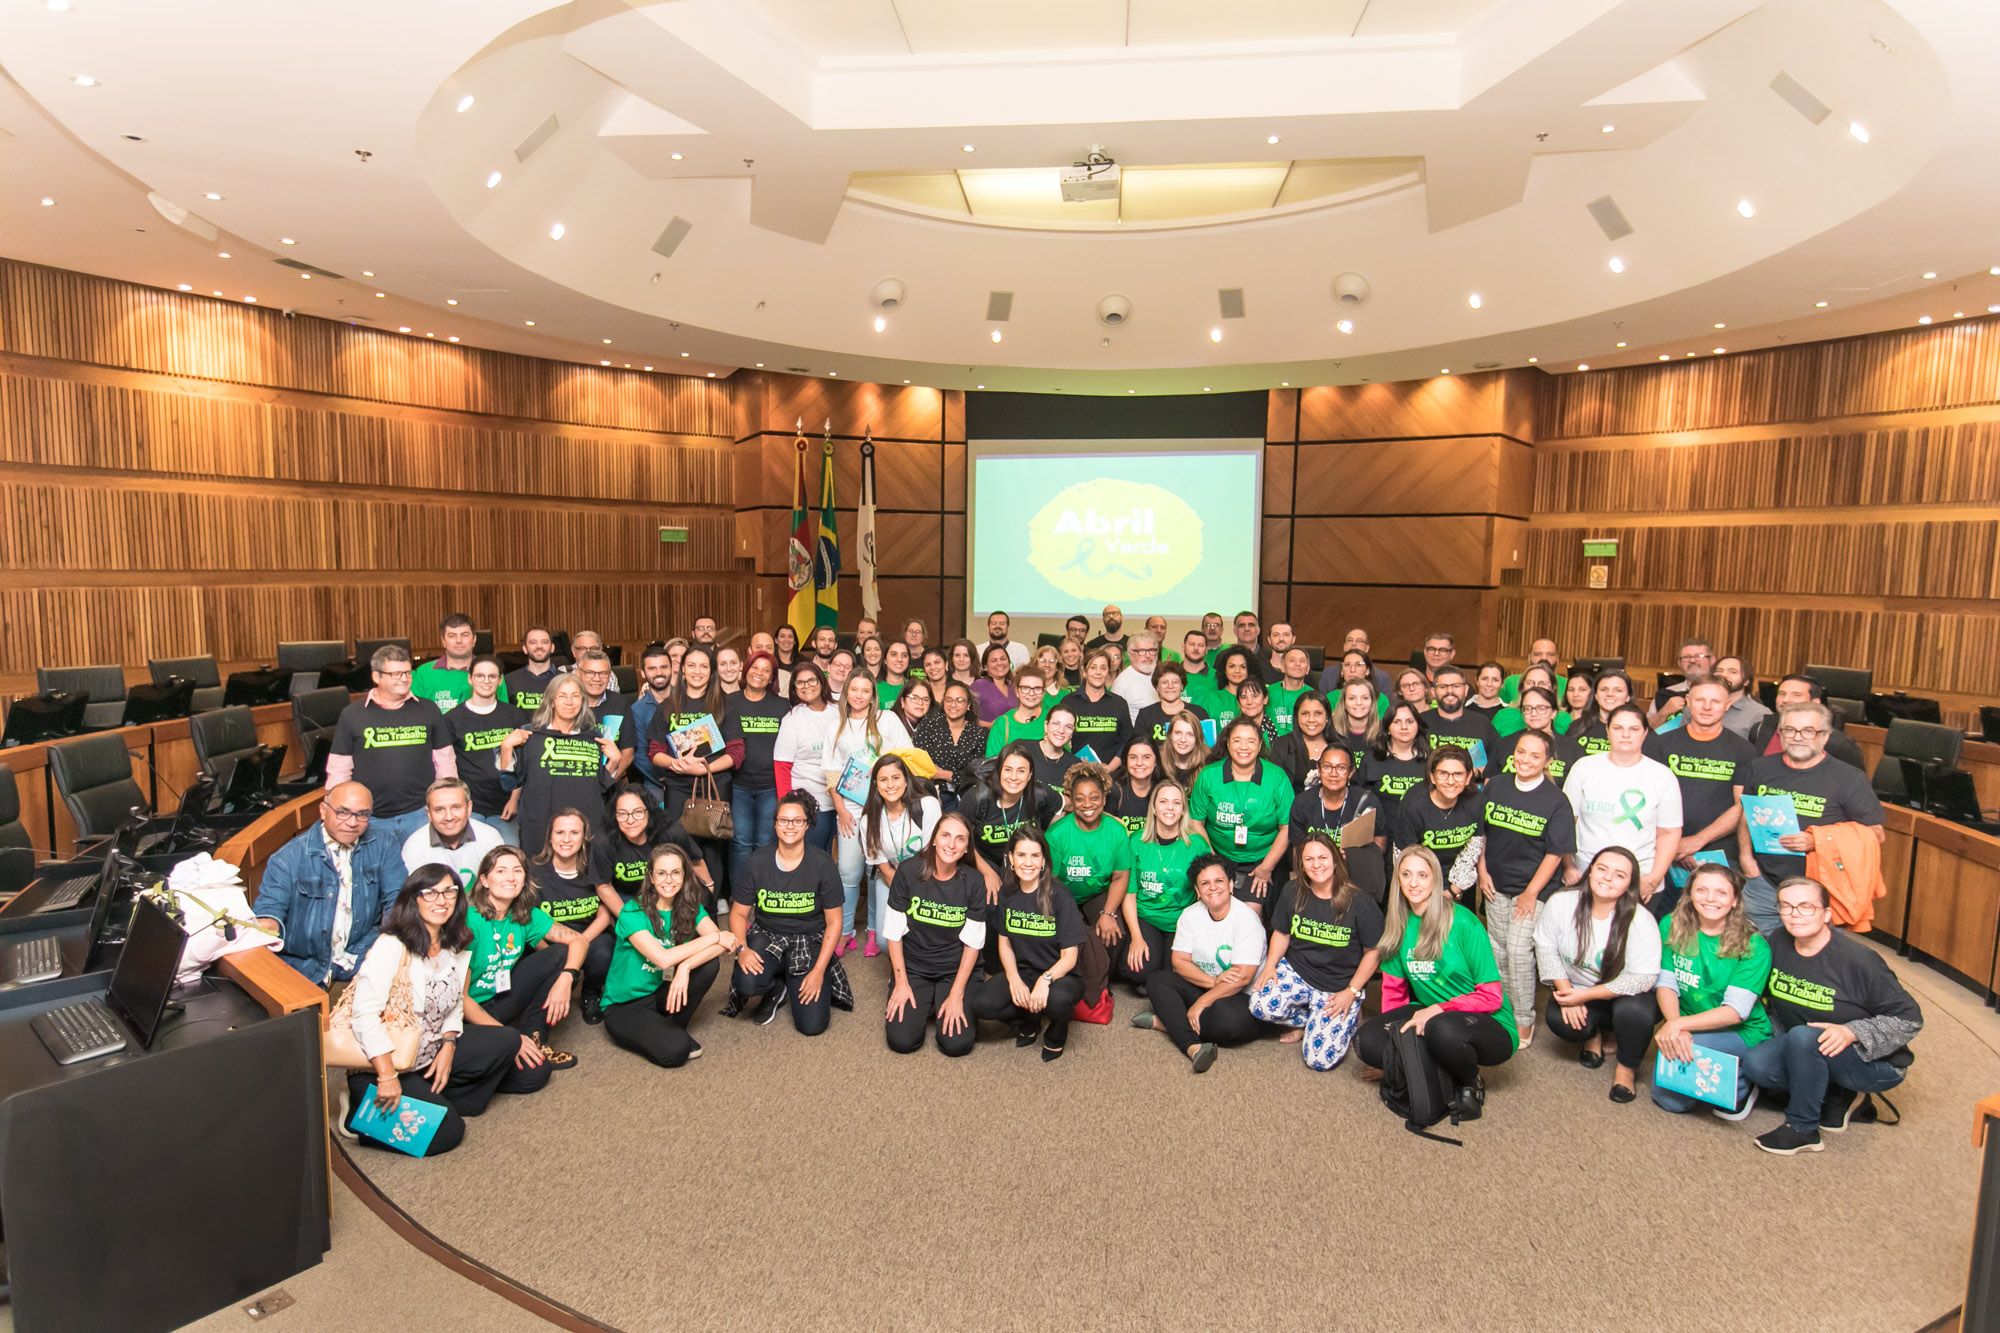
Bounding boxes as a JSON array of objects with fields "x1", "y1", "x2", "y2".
[
  {"x1": 1876, "y1": 804, "x2": 2000, "y2": 998},
  {"x1": 214, "y1": 787, "x2": 324, "y2": 897},
  {"x1": 1852, "y1": 722, "x2": 2000, "y2": 815}
]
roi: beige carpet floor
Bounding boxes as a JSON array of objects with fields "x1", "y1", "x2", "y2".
[{"x1": 339, "y1": 939, "x2": 1992, "y2": 1333}]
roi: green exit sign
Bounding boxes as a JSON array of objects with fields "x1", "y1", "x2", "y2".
[
  {"x1": 659, "y1": 525, "x2": 688, "y2": 544},
  {"x1": 1581, "y1": 538, "x2": 1618, "y2": 558}
]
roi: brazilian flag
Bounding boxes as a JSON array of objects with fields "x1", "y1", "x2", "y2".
[{"x1": 814, "y1": 429, "x2": 840, "y2": 630}]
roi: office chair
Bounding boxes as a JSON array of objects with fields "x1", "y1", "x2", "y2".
[
  {"x1": 1300, "y1": 645, "x2": 1326, "y2": 674},
  {"x1": 48, "y1": 732, "x2": 151, "y2": 843},
  {"x1": 189, "y1": 706, "x2": 262, "y2": 785},
  {"x1": 0, "y1": 765, "x2": 39, "y2": 895},
  {"x1": 291, "y1": 686, "x2": 349, "y2": 781},
  {"x1": 36, "y1": 665, "x2": 127, "y2": 732},
  {"x1": 473, "y1": 629, "x2": 495, "y2": 655},
  {"x1": 1871, "y1": 718, "x2": 1966, "y2": 808},
  {"x1": 148, "y1": 655, "x2": 225, "y2": 713},
  {"x1": 612, "y1": 665, "x2": 639, "y2": 695},
  {"x1": 275, "y1": 640, "x2": 348, "y2": 695}
]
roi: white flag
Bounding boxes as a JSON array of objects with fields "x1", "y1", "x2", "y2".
[{"x1": 858, "y1": 435, "x2": 881, "y2": 620}]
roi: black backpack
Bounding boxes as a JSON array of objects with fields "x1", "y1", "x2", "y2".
[{"x1": 1379, "y1": 1021, "x2": 1466, "y2": 1145}]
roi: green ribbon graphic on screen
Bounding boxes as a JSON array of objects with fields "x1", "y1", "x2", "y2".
[{"x1": 1056, "y1": 539, "x2": 1153, "y2": 582}]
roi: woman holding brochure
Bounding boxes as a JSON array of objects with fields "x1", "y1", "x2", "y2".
[
  {"x1": 643, "y1": 645, "x2": 741, "y2": 829},
  {"x1": 1651, "y1": 861, "x2": 1772, "y2": 1118}
]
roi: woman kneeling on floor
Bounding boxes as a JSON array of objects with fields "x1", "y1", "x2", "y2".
[
  {"x1": 601, "y1": 843, "x2": 736, "y2": 1068},
  {"x1": 1357, "y1": 847, "x2": 1517, "y2": 1120},
  {"x1": 1134, "y1": 854, "x2": 1279, "y2": 1073},
  {"x1": 1534, "y1": 845, "x2": 1661, "y2": 1103},
  {"x1": 883, "y1": 812, "x2": 986, "y2": 1056},
  {"x1": 968, "y1": 826, "x2": 1085, "y2": 1061},
  {"x1": 340, "y1": 866, "x2": 550, "y2": 1156},
  {"x1": 1246, "y1": 833, "x2": 1383, "y2": 1070},
  {"x1": 1651, "y1": 861, "x2": 1771, "y2": 1120},
  {"x1": 461, "y1": 845, "x2": 587, "y2": 1072}
]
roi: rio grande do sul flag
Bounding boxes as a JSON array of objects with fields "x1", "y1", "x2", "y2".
[{"x1": 785, "y1": 420, "x2": 814, "y2": 647}]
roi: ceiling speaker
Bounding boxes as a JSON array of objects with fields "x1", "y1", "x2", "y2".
[
  {"x1": 514, "y1": 114, "x2": 560, "y2": 163},
  {"x1": 1097, "y1": 293, "x2": 1131, "y2": 326},
  {"x1": 870, "y1": 277, "x2": 906, "y2": 310},
  {"x1": 1218, "y1": 288, "x2": 1246, "y2": 320},
  {"x1": 986, "y1": 291, "x2": 1015, "y2": 321},
  {"x1": 1769, "y1": 71, "x2": 1832, "y2": 125},
  {"x1": 1331, "y1": 272, "x2": 1370, "y2": 307},
  {"x1": 1585, "y1": 195, "x2": 1635, "y2": 241},
  {"x1": 651, "y1": 217, "x2": 693, "y2": 259}
]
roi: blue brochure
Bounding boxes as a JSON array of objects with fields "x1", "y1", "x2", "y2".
[
  {"x1": 349, "y1": 1084, "x2": 444, "y2": 1156},
  {"x1": 1654, "y1": 1041, "x2": 1741, "y2": 1111},
  {"x1": 1739, "y1": 794, "x2": 1801, "y2": 856},
  {"x1": 1667, "y1": 848, "x2": 1730, "y2": 890}
]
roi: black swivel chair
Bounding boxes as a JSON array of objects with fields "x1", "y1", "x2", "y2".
[
  {"x1": 612, "y1": 665, "x2": 639, "y2": 695},
  {"x1": 276, "y1": 640, "x2": 349, "y2": 695},
  {"x1": 1871, "y1": 718, "x2": 1966, "y2": 808},
  {"x1": 473, "y1": 629, "x2": 495, "y2": 655},
  {"x1": 189, "y1": 705, "x2": 262, "y2": 785},
  {"x1": 292, "y1": 686, "x2": 350, "y2": 786},
  {"x1": 48, "y1": 732, "x2": 151, "y2": 843},
  {"x1": 148, "y1": 655, "x2": 226, "y2": 714},
  {"x1": 37, "y1": 665, "x2": 128, "y2": 732},
  {"x1": 0, "y1": 766, "x2": 40, "y2": 896},
  {"x1": 353, "y1": 638, "x2": 412, "y2": 669}
]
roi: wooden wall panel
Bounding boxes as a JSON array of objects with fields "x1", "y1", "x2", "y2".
[
  {"x1": 1291, "y1": 516, "x2": 1492, "y2": 586},
  {"x1": 1263, "y1": 444, "x2": 1294, "y2": 514},
  {"x1": 1261, "y1": 518, "x2": 1291, "y2": 584},
  {"x1": 1298, "y1": 370, "x2": 1537, "y2": 443},
  {"x1": 1291, "y1": 437, "x2": 1527, "y2": 516},
  {"x1": 1284, "y1": 587, "x2": 1490, "y2": 661}
]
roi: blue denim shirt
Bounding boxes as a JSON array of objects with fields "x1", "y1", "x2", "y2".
[
  {"x1": 628, "y1": 689, "x2": 665, "y2": 786},
  {"x1": 252, "y1": 824, "x2": 403, "y2": 984}
]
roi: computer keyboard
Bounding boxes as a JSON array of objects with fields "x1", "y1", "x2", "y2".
[
  {"x1": 3, "y1": 934, "x2": 62, "y2": 984},
  {"x1": 31, "y1": 995, "x2": 127, "y2": 1064},
  {"x1": 39, "y1": 878, "x2": 91, "y2": 911}
]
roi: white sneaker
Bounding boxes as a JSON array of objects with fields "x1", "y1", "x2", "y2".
[
  {"x1": 1712, "y1": 1085, "x2": 1760, "y2": 1123},
  {"x1": 333, "y1": 1086, "x2": 359, "y2": 1140}
]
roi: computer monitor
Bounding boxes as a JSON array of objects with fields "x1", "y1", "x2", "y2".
[
  {"x1": 1928, "y1": 770, "x2": 1990, "y2": 829},
  {"x1": 1036, "y1": 632, "x2": 1067, "y2": 649},
  {"x1": 106, "y1": 893, "x2": 187, "y2": 1050},
  {"x1": 223, "y1": 668, "x2": 294, "y2": 707},
  {"x1": 121, "y1": 678, "x2": 194, "y2": 726},
  {"x1": 297, "y1": 734, "x2": 331, "y2": 788},
  {"x1": 1866, "y1": 693, "x2": 1944, "y2": 728},
  {"x1": 151, "y1": 774, "x2": 216, "y2": 854},
  {"x1": 221, "y1": 744, "x2": 287, "y2": 808},
  {"x1": 473, "y1": 629, "x2": 495, "y2": 655},
  {"x1": 1803, "y1": 664, "x2": 1872, "y2": 703},
  {"x1": 3, "y1": 692, "x2": 90, "y2": 747},
  {"x1": 1569, "y1": 657, "x2": 1625, "y2": 679}
]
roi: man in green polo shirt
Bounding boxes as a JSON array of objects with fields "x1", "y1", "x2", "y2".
[{"x1": 411, "y1": 613, "x2": 510, "y2": 714}]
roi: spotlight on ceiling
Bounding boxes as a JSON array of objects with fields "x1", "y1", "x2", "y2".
[
  {"x1": 1467, "y1": 293, "x2": 1482, "y2": 309},
  {"x1": 1816, "y1": 301, "x2": 1828, "y2": 307},
  {"x1": 873, "y1": 316, "x2": 886, "y2": 333},
  {"x1": 39, "y1": 197, "x2": 54, "y2": 207},
  {"x1": 1923, "y1": 271, "x2": 1938, "y2": 279},
  {"x1": 485, "y1": 171, "x2": 502, "y2": 188},
  {"x1": 1737, "y1": 199, "x2": 1755, "y2": 218},
  {"x1": 204, "y1": 192, "x2": 223, "y2": 201},
  {"x1": 549, "y1": 222, "x2": 565, "y2": 240},
  {"x1": 1331, "y1": 272, "x2": 1371, "y2": 307},
  {"x1": 1267, "y1": 134, "x2": 1280, "y2": 145},
  {"x1": 991, "y1": 329, "x2": 1003, "y2": 343},
  {"x1": 1918, "y1": 315, "x2": 1932, "y2": 324},
  {"x1": 1849, "y1": 121, "x2": 1870, "y2": 143},
  {"x1": 1601, "y1": 124, "x2": 1615, "y2": 134},
  {"x1": 1336, "y1": 319, "x2": 1353, "y2": 334},
  {"x1": 72, "y1": 74, "x2": 97, "y2": 87},
  {"x1": 1209, "y1": 328, "x2": 1222, "y2": 343},
  {"x1": 1608, "y1": 256, "x2": 1625, "y2": 273},
  {"x1": 1577, "y1": 363, "x2": 1589, "y2": 371},
  {"x1": 456, "y1": 94, "x2": 474, "y2": 113}
]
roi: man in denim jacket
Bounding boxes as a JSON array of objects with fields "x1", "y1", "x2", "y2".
[{"x1": 253, "y1": 781, "x2": 406, "y2": 986}]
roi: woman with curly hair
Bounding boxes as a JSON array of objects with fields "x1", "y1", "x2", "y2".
[{"x1": 1043, "y1": 761, "x2": 1134, "y2": 1024}]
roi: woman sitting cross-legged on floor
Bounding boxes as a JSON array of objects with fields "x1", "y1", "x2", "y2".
[
  {"x1": 1356, "y1": 847, "x2": 1517, "y2": 1121},
  {"x1": 339, "y1": 865, "x2": 551, "y2": 1156},
  {"x1": 968, "y1": 826, "x2": 1086, "y2": 1062},
  {"x1": 1133, "y1": 853, "x2": 1280, "y2": 1073},
  {"x1": 1534, "y1": 845, "x2": 1662, "y2": 1103},
  {"x1": 882, "y1": 812, "x2": 987, "y2": 1057},
  {"x1": 600, "y1": 843, "x2": 736, "y2": 1068},
  {"x1": 1246, "y1": 832, "x2": 1384, "y2": 1071},
  {"x1": 1651, "y1": 861, "x2": 1772, "y2": 1120},
  {"x1": 461, "y1": 845, "x2": 587, "y2": 1072}
]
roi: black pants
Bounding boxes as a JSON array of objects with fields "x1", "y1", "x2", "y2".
[
  {"x1": 602, "y1": 959, "x2": 719, "y2": 1067},
  {"x1": 732, "y1": 936, "x2": 833, "y2": 1035},
  {"x1": 583, "y1": 931, "x2": 615, "y2": 995},
  {"x1": 969, "y1": 972, "x2": 1082, "y2": 1049},
  {"x1": 1357, "y1": 1003, "x2": 1514, "y2": 1089},
  {"x1": 479, "y1": 945, "x2": 568, "y2": 1042},
  {"x1": 1144, "y1": 971, "x2": 1277, "y2": 1053},
  {"x1": 1076, "y1": 892, "x2": 1114, "y2": 1005},
  {"x1": 1113, "y1": 918, "x2": 1174, "y2": 991},
  {"x1": 1545, "y1": 991, "x2": 1658, "y2": 1070},
  {"x1": 885, "y1": 973, "x2": 977, "y2": 1057},
  {"x1": 1220, "y1": 855, "x2": 1280, "y2": 920},
  {"x1": 343, "y1": 1023, "x2": 546, "y2": 1157}
]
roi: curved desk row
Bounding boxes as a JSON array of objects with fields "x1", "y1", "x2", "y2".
[{"x1": 1876, "y1": 804, "x2": 2000, "y2": 1002}]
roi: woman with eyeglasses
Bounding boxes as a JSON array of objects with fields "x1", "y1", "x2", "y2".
[
  {"x1": 497, "y1": 673, "x2": 621, "y2": 859},
  {"x1": 1033, "y1": 645, "x2": 1066, "y2": 702},
  {"x1": 986, "y1": 667, "x2": 1050, "y2": 755},
  {"x1": 1286, "y1": 748, "x2": 1386, "y2": 867},
  {"x1": 600, "y1": 843, "x2": 734, "y2": 1068},
  {"x1": 1391, "y1": 747, "x2": 1483, "y2": 898},
  {"x1": 1187, "y1": 718, "x2": 1297, "y2": 920},
  {"x1": 911, "y1": 681, "x2": 987, "y2": 811},
  {"x1": 1496, "y1": 686, "x2": 1583, "y2": 782},
  {"x1": 773, "y1": 661, "x2": 841, "y2": 852},
  {"x1": 1393, "y1": 667, "x2": 1433, "y2": 715},
  {"x1": 337, "y1": 865, "x2": 547, "y2": 1156},
  {"x1": 1493, "y1": 665, "x2": 1564, "y2": 737}
]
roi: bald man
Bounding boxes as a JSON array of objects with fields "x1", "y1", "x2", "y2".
[
  {"x1": 1086, "y1": 604, "x2": 1129, "y2": 657},
  {"x1": 254, "y1": 780, "x2": 405, "y2": 986}
]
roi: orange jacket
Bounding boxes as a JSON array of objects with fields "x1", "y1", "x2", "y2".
[{"x1": 1807, "y1": 821, "x2": 1887, "y2": 933}]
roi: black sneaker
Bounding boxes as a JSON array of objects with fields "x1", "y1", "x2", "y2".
[
  {"x1": 719, "y1": 993, "x2": 744, "y2": 1020},
  {"x1": 1454, "y1": 1084, "x2": 1485, "y2": 1121},
  {"x1": 581, "y1": 993, "x2": 603, "y2": 1026},
  {"x1": 754, "y1": 988, "x2": 789, "y2": 1027},
  {"x1": 1756, "y1": 1123, "x2": 1824, "y2": 1155},
  {"x1": 1820, "y1": 1085, "x2": 1864, "y2": 1133}
]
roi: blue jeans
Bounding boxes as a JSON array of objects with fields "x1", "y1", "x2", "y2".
[
  {"x1": 479, "y1": 816, "x2": 519, "y2": 848},
  {"x1": 1743, "y1": 875, "x2": 1780, "y2": 934},
  {"x1": 371, "y1": 808, "x2": 430, "y2": 848},
  {"x1": 730, "y1": 787, "x2": 778, "y2": 882},
  {"x1": 804, "y1": 806, "x2": 837, "y2": 854},
  {"x1": 1650, "y1": 1030, "x2": 1754, "y2": 1114},
  {"x1": 1742, "y1": 1023, "x2": 1907, "y2": 1130}
]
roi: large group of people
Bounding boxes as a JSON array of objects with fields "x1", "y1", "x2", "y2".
[{"x1": 253, "y1": 611, "x2": 1921, "y2": 1158}]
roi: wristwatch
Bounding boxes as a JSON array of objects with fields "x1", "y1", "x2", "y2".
[{"x1": 562, "y1": 967, "x2": 582, "y2": 980}]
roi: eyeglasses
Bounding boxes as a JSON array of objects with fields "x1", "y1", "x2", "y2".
[
  {"x1": 416, "y1": 885, "x2": 459, "y2": 902},
  {"x1": 1019, "y1": 683, "x2": 1044, "y2": 693},
  {"x1": 775, "y1": 816, "x2": 810, "y2": 828},
  {"x1": 1778, "y1": 726, "x2": 1828, "y2": 739},
  {"x1": 578, "y1": 669, "x2": 611, "y2": 679},
  {"x1": 376, "y1": 668, "x2": 412, "y2": 679},
  {"x1": 616, "y1": 808, "x2": 649, "y2": 821},
  {"x1": 1132, "y1": 648, "x2": 1158, "y2": 656},
  {"x1": 1777, "y1": 901, "x2": 1825, "y2": 916},
  {"x1": 327, "y1": 807, "x2": 373, "y2": 823}
]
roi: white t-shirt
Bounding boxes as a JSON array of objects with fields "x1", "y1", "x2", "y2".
[
  {"x1": 773, "y1": 704, "x2": 842, "y2": 803},
  {"x1": 1000, "y1": 640, "x2": 1032, "y2": 669},
  {"x1": 865, "y1": 795, "x2": 942, "y2": 869},
  {"x1": 401, "y1": 817, "x2": 505, "y2": 888},
  {"x1": 1563, "y1": 751, "x2": 1684, "y2": 875},
  {"x1": 1172, "y1": 898, "x2": 1268, "y2": 977},
  {"x1": 824, "y1": 713, "x2": 913, "y2": 807},
  {"x1": 1112, "y1": 665, "x2": 1159, "y2": 715}
]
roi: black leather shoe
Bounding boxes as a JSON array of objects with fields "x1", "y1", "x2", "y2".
[
  {"x1": 1609, "y1": 1083, "x2": 1637, "y2": 1104},
  {"x1": 1454, "y1": 1085, "x2": 1484, "y2": 1121},
  {"x1": 1578, "y1": 1049, "x2": 1605, "y2": 1070}
]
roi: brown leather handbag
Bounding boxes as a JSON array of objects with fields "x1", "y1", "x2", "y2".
[
  {"x1": 323, "y1": 942, "x2": 422, "y2": 1070},
  {"x1": 680, "y1": 773, "x2": 734, "y2": 841}
]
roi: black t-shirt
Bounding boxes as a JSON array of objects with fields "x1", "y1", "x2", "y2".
[
  {"x1": 504, "y1": 665, "x2": 559, "y2": 713},
  {"x1": 530, "y1": 863, "x2": 600, "y2": 931},
  {"x1": 446, "y1": 700, "x2": 526, "y2": 817},
  {"x1": 959, "y1": 785, "x2": 1064, "y2": 867},
  {"x1": 331, "y1": 696, "x2": 450, "y2": 817},
  {"x1": 1765, "y1": 930, "x2": 1921, "y2": 1061},
  {"x1": 1747, "y1": 753, "x2": 1886, "y2": 881},
  {"x1": 1479, "y1": 777, "x2": 1577, "y2": 894},
  {"x1": 1084, "y1": 633, "x2": 1128, "y2": 656},
  {"x1": 1571, "y1": 721, "x2": 1611, "y2": 757},
  {"x1": 887, "y1": 860, "x2": 987, "y2": 980},
  {"x1": 645, "y1": 695, "x2": 733, "y2": 800},
  {"x1": 730, "y1": 843, "x2": 843, "y2": 936},
  {"x1": 1393, "y1": 784, "x2": 1485, "y2": 860},
  {"x1": 1064, "y1": 690, "x2": 1131, "y2": 764},
  {"x1": 1286, "y1": 783, "x2": 1381, "y2": 851},
  {"x1": 1363, "y1": 752, "x2": 1428, "y2": 821},
  {"x1": 1645, "y1": 725, "x2": 1757, "y2": 858},
  {"x1": 1107, "y1": 780, "x2": 1156, "y2": 835},
  {"x1": 1133, "y1": 700, "x2": 1209, "y2": 745},
  {"x1": 1501, "y1": 731, "x2": 1586, "y2": 785},
  {"x1": 994, "y1": 885, "x2": 1088, "y2": 977},
  {"x1": 729, "y1": 692, "x2": 791, "y2": 792},
  {"x1": 513, "y1": 728, "x2": 614, "y2": 847},
  {"x1": 1272, "y1": 883, "x2": 1385, "y2": 992},
  {"x1": 588, "y1": 691, "x2": 634, "y2": 754},
  {"x1": 586, "y1": 825, "x2": 704, "y2": 901},
  {"x1": 1466, "y1": 699, "x2": 1504, "y2": 719},
  {"x1": 1420, "y1": 709, "x2": 1499, "y2": 773},
  {"x1": 1330, "y1": 726, "x2": 1376, "y2": 770},
  {"x1": 1029, "y1": 744, "x2": 1073, "y2": 790}
]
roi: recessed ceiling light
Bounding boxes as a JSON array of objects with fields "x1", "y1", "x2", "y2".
[
  {"x1": 1737, "y1": 199, "x2": 1755, "y2": 218},
  {"x1": 524, "y1": 320, "x2": 535, "y2": 326},
  {"x1": 645, "y1": 365, "x2": 653, "y2": 371},
  {"x1": 361, "y1": 270, "x2": 373, "y2": 277},
  {"x1": 1713, "y1": 347, "x2": 1725, "y2": 353},
  {"x1": 1600, "y1": 124, "x2": 1615, "y2": 133},
  {"x1": 624, "y1": 363, "x2": 630, "y2": 368},
  {"x1": 1127, "y1": 388, "x2": 1135, "y2": 393},
  {"x1": 1203, "y1": 386, "x2": 1212, "y2": 392},
  {"x1": 446, "y1": 298, "x2": 458, "y2": 305},
  {"x1": 485, "y1": 171, "x2": 502, "y2": 189},
  {"x1": 755, "y1": 362, "x2": 764, "y2": 367},
  {"x1": 1955, "y1": 311, "x2": 1966, "y2": 318},
  {"x1": 1923, "y1": 271, "x2": 1937, "y2": 279},
  {"x1": 72, "y1": 74, "x2": 96, "y2": 87},
  {"x1": 280, "y1": 237, "x2": 295, "y2": 245},
  {"x1": 1990, "y1": 266, "x2": 1999, "y2": 276},
  {"x1": 1815, "y1": 301, "x2": 1828, "y2": 307},
  {"x1": 175, "y1": 283, "x2": 191, "y2": 291},
  {"x1": 300, "y1": 272, "x2": 311, "y2": 279},
  {"x1": 601, "y1": 359, "x2": 610, "y2": 365},
  {"x1": 1714, "y1": 322, "x2": 1726, "y2": 329},
  {"x1": 707, "y1": 371, "x2": 715, "y2": 377},
  {"x1": 680, "y1": 351, "x2": 689, "y2": 357},
  {"x1": 975, "y1": 383, "x2": 983, "y2": 388},
  {"x1": 425, "y1": 332, "x2": 435, "y2": 338},
  {"x1": 1990, "y1": 305, "x2": 2000, "y2": 313},
  {"x1": 874, "y1": 316, "x2": 886, "y2": 332},
  {"x1": 670, "y1": 153, "x2": 683, "y2": 161},
  {"x1": 218, "y1": 252, "x2": 230, "y2": 259},
  {"x1": 213, "y1": 290, "x2": 222, "y2": 296},
  {"x1": 602, "y1": 338, "x2": 612, "y2": 344},
  {"x1": 39, "y1": 197, "x2": 54, "y2": 207},
  {"x1": 961, "y1": 144, "x2": 975, "y2": 152},
  {"x1": 243, "y1": 295, "x2": 256, "y2": 303},
  {"x1": 1918, "y1": 315, "x2": 1932, "y2": 324},
  {"x1": 375, "y1": 292, "x2": 385, "y2": 298},
  {"x1": 990, "y1": 329, "x2": 1002, "y2": 343},
  {"x1": 1849, "y1": 121, "x2": 1869, "y2": 142},
  {"x1": 1615, "y1": 341, "x2": 1626, "y2": 348},
  {"x1": 203, "y1": 192, "x2": 223, "y2": 201},
  {"x1": 1658, "y1": 354, "x2": 1669, "y2": 360},
  {"x1": 1468, "y1": 293, "x2": 1482, "y2": 309},
  {"x1": 398, "y1": 326, "x2": 411, "y2": 332},
  {"x1": 449, "y1": 336, "x2": 460, "y2": 342},
  {"x1": 1440, "y1": 368, "x2": 1450, "y2": 374},
  {"x1": 549, "y1": 222, "x2": 565, "y2": 240},
  {"x1": 1527, "y1": 357, "x2": 1538, "y2": 364},
  {"x1": 1209, "y1": 328, "x2": 1222, "y2": 342},
  {"x1": 1608, "y1": 256, "x2": 1625, "y2": 273},
  {"x1": 1280, "y1": 381, "x2": 1289, "y2": 387},
  {"x1": 46, "y1": 0, "x2": 71, "y2": 10},
  {"x1": 1577, "y1": 363, "x2": 1589, "y2": 371},
  {"x1": 1336, "y1": 319, "x2": 1353, "y2": 334},
  {"x1": 456, "y1": 94, "x2": 475, "y2": 113},
  {"x1": 1685, "y1": 352, "x2": 1695, "y2": 357},
  {"x1": 1267, "y1": 134, "x2": 1280, "y2": 145}
]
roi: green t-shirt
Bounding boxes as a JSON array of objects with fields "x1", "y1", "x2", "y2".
[
  {"x1": 1268, "y1": 684, "x2": 1310, "y2": 735},
  {"x1": 410, "y1": 660, "x2": 510, "y2": 714},
  {"x1": 1659, "y1": 920, "x2": 1773, "y2": 1046},
  {"x1": 985, "y1": 707, "x2": 1047, "y2": 756},
  {"x1": 466, "y1": 904, "x2": 555, "y2": 1004},
  {"x1": 1128, "y1": 830, "x2": 1213, "y2": 930},
  {"x1": 875, "y1": 679, "x2": 907, "y2": 712},
  {"x1": 1501, "y1": 672, "x2": 1569, "y2": 706},
  {"x1": 1188, "y1": 759, "x2": 1296, "y2": 862},
  {"x1": 603, "y1": 898, "x2": 711, "y2": 1006},
  {"x1": 1043, "y1": 814, "x2": 1136, "y2": 903},
  {"x1": 1493, "y1": 707, "x2": 1574, "y2": 738},
  {"x1": 1381, "y1": 905, "x2": 1518, "y2": 1049}
]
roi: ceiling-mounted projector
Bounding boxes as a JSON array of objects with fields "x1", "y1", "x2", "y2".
[{"x1": 1061, "y1": 148, "x2": 1119, "y2": 203}]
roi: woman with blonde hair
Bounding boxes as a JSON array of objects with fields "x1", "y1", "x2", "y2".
[
  {"x1": 824, "y1": 669, "x2": 912, "y2": 954},
  {"x1": 1115, "y1": 778, "x2": 1211, "y2": 989},
  {"x1": 497, "y1": 672, "x2": 618, "y2": 855},
  {"x1": 1033, "y1": 644, "x2": 1067, "y2": 699},
  {"x1": 1355, "y1": 846, "x2": 1517, "y2": 1119},
  {"x1": 1651, "y1": 861, "x2": 1772, "y2": 1117}
]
